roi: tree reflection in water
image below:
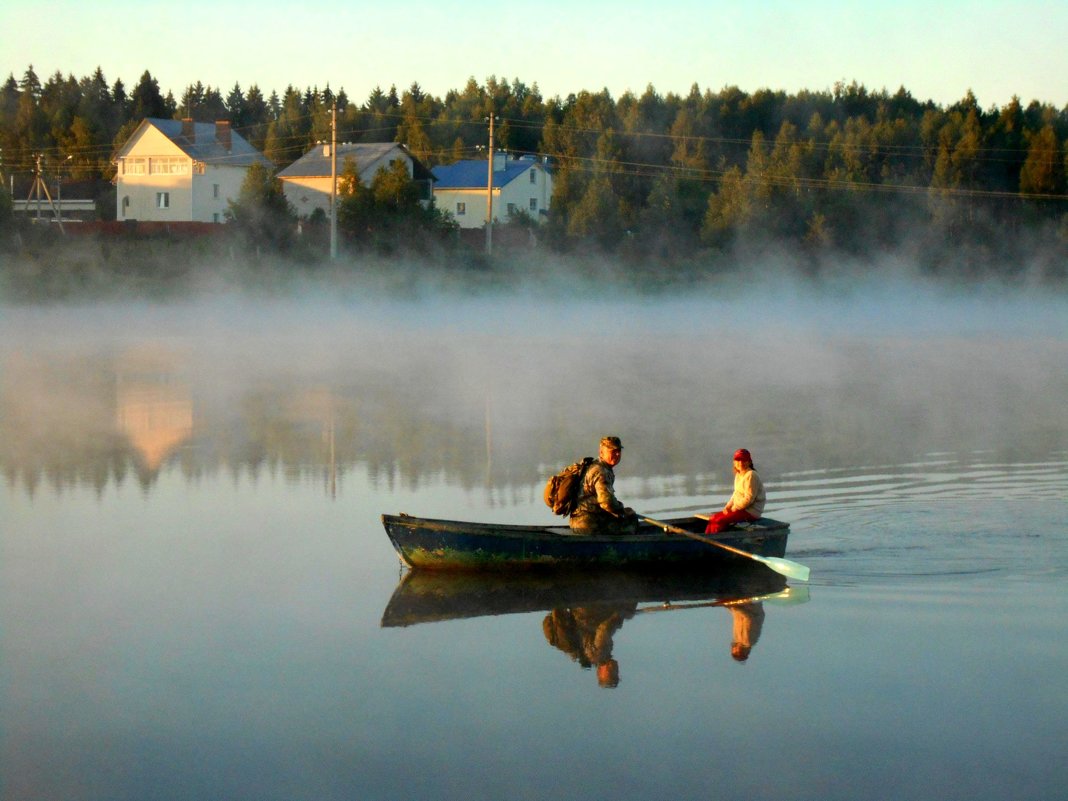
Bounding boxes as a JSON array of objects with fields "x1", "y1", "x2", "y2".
[{"x1": 5, "y1": 314, "x2": 1064, "y2": 500}]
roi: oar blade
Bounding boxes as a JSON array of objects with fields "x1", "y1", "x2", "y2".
[
  {"x1": 766, "y1": 585, "x2": 811, "y2": 606},
  {"x1": 757, "y1": 554, "x2": 810, "y2": 582}
]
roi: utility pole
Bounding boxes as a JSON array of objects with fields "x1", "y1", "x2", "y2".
[
  {"x1": 56, "y1": 154, "x2": 72, "y2": 223},
  {"x1": 28, "y1": 153, "x2": 64, "y2": 233},
  {"x1": 485, "y1": 114, "x2": 497, "y2": 255},
  {"x1": 330, "y1": 103, "x2": 338, "y2": 259}
]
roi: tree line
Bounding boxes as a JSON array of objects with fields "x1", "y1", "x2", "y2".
[{"x1": 1, "y1": 65, "x2": 1067, "y2": 276}]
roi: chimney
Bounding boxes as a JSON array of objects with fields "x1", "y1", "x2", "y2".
[
  {"x1": 493, "y1": 151, "x2": 508, "y2": 172},
  {"x1": 181, "y1": 118, "x2": 195, "y2": 143},
  {"x1": 215, "y1": 120, "x2": 232, "y2": 152}
]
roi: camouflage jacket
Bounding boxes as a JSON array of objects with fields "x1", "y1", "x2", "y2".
[{"x1": 571, "y1": 460, "x2": 627, "y2": 519}]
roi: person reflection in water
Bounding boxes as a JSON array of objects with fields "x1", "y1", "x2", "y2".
[
  {"x1": 724, "y1": 599, "x2": 765, "y2": 662},
  {"x1": 542, "y1": 603, "x2": 637, "y2": 687}
]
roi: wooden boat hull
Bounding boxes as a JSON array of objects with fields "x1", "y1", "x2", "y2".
[{"x1": 381, "y1": 513, "x2": 790, "y2": 571}]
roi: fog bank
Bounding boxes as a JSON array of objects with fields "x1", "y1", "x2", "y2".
[{"x1": 2, "y1": 274, "x2": 1066, "y2": 498}]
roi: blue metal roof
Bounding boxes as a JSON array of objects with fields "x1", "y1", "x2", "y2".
[{"x1": 432, "y1": 157, "x2": 546, "y2": 189}]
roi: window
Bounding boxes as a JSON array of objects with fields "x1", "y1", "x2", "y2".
[
  {"x1": 507, "y1": 203, "x2": 517, "y2": 216},
  {"x1": 529, "y1": 198, "x2": 538, "y2": 211},
  {"x1": 156, "y1": 192, "x2": 170, "y2": 209},
  {"x1": 124, "y1": 158, "x2": 146, "y2": 175},
  {"x1": 149, "y1": 157, "x2": 188, "y2": 175},
  {"x1": 456, "y1": 202, "x2": 466, "y2": 216},
  {"x1": 213, "y1": 184, "x2": 220, "y2": 198},
  {"x1": 529, "y1": 169, "x2": 537, "y2": 184},
  {"x1": 213, "y1": 213, "x2": 220, "y2": 223}
]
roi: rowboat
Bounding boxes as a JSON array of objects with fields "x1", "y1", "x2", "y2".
[
  {"x1": 381, "y1": 563, "x2": 794, "y2": 628},
  {"x1": 381, "y1": 513, "x2": 791, "y2": 571}
]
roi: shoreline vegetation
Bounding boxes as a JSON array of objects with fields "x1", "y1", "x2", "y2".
[
  {"x1": 1, "y1": 226, "x2": 1066, "y2": 305},
  {"x1": 1, "y1": 67, "x2": 1067, "y2": 297}
]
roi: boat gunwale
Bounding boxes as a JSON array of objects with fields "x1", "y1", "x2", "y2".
[{"x1": 381, "y1": 513, "x2": 789, "y2": 545}]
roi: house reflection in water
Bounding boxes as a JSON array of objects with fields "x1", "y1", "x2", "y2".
[{"x1": 114, "y1": 348, "x2": 193, "y2": 477}]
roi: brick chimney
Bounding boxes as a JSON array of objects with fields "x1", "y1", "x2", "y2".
[
  {"x1": 215, "y1": 120, "x2": 232, "y2": 152},
  {"x1": 181, "y1": 118, "x2": 195, "y2": 143}
]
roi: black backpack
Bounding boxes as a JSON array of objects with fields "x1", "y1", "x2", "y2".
[{"x1": 543, "y1": 457, "x2": 594, "y2": 515}]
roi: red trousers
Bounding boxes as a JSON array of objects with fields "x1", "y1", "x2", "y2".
[{"x1": 705, "y1": 508, "x2": 758, "y2": 533}]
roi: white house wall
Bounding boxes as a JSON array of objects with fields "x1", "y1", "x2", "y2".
[
  {"x1": 191, "y1": 166, "x2": 246, "y2": 223},
  {"x1": 499, "y1": 166, "x2": 552, "y2": 221},
  {"x1": 283, "y1": 176, "x2": 333, "y2": 219},
  {"x1": 435, "y1": 188, "x2": 492, "y2": 228},
  {"x1": 126, "y1": 125, "x2": 179, "y2": 157},
  {"x1": 118, "y1": 170, "x2": 193, "y2": 221},
  {"x1": 118, "y1": 166, "x2": 245, "y2": 223},
  {"x1": 116, "y1": 126, "x2": 191, "y2": 222}
]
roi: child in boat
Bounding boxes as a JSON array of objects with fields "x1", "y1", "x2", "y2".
[{"x1": 705, "y1": 448, "x2": 766, "y2": 533}]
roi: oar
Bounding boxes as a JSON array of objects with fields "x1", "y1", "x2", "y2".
[
  {"x1": 635, "y1": 585, "x2": 809, "y2": 615},
  {"x1": 641, "y1": 516, "x2": 811, "y2": 582}
]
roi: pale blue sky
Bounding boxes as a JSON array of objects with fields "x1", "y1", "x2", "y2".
[{"x1": 4, "y1": 0, "x2": 1066, "y2": 108}]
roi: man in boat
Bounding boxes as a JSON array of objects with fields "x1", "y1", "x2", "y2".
[
  {"x1": 704, "y1": 448, "x2": 766, "y2": 533},
  {"x1": 569, "y1": 435, "x2": 639, "y2": 536}
]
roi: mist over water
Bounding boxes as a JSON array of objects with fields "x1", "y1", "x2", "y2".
[
  {"x1": 3, "y1": 266, "x2": 1067, "y2": 801},
  {"x1": 3, "y1": 271, "x2": 1065, "y2": 494}
]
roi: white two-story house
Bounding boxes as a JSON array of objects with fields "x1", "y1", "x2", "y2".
[
  {"x1": 114, "y1": 118, "x2": 271, "y2": 223},
  {"x1": 431, "y1": 154, "x2": 552, "y2": 228},
  {"x1": 277, "y1": 142, "x2": 434, "y2": 219}
]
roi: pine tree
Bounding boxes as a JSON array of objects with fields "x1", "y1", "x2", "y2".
[
  {"x1": 1019, "y1": 125, "x2": 1065, "y2": 197},
  {"x1": 129, "y1": 70, "x2": 168, "y2": 120}
]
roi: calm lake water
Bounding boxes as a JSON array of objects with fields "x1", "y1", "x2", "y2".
[{"x1": 3, "y1": 278, "x2": 1067, "y2": 801}]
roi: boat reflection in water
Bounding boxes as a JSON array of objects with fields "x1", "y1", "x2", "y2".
[{"x1": 381, "y1": 566, "x2": 809, "y2": 687}]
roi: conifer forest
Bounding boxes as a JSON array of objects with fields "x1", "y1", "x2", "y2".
[{"x1": 1, "y1": 65, "x2": 1066, "y2": 282}]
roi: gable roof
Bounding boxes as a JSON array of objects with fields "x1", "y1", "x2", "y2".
[
  {"x1": 278, "y1": 142, "x2": 435, "y2": 182},
  {"x1": 120, "y1": 118, "x2": 269, "y2": 167},
  {"x1": 432, "y1": 157, "x2": 547, "y2": 190}
]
